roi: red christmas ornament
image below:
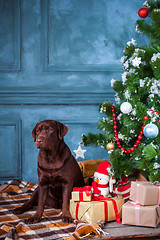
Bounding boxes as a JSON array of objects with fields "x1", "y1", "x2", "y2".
[{"x1": 138, "y1": 7, "x2": 149, "y2": 18}]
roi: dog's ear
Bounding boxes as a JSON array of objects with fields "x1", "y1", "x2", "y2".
[
  {"x1": 56, "y1": 121, "x2": 69, "y2": 140},
  {"x1": 32, "y1": 122, "x2": 39, "y2": 142}
]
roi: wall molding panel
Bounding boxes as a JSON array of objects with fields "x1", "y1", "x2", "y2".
[
  {"x1": 0, "y1": 0, "x2": 21, "y2": 72},
  {"x1": 0, "y1": 89, "x2": 114, "y2": 105},
  {"x1": 41, "y1": 0, "x2": 122, "y2": 72},
  {"x1": 0, "y1": 118, "x2": 22, "y2": 181}
]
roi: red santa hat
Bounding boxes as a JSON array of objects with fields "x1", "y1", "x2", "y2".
[{"x1": 94, "y1": 160, "x2": 111, "y2": 182}]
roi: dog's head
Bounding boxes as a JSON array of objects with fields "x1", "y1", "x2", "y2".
[{"x1": 32, "y1": 120, "x2": 69, "y2": 150}]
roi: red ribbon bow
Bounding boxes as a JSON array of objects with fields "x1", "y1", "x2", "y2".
[{"x1": 73, "y1": 186, "x2": 92, "y2": 201}]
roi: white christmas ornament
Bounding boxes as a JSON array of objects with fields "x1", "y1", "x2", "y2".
[
  {"x1": 73, "y1": 144, "x2": 86, "y2": 159},
  {"x1": 120, "y1": 102, "x2": 132, "y2": 114}
]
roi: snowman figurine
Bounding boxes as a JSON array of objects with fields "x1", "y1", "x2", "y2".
[{"x1": 92, "y1": 161, "x2": 115, "y2": 197}]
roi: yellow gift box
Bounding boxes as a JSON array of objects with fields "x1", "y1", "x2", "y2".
[
  {"x1": 71, "y1": 186, "x2": 92, "y2": 202},
  {"x1": 70, "y1": 197, "x2": 124, "y2": 224}
]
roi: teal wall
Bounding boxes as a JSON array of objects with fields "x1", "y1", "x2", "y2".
[{"x1": 0, "y1": 0, "x2": 146, "y2": 183}]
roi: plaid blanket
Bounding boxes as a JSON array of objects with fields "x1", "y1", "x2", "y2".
[{"x1": 0, "y1": 180, "x2": 104, "y2": 240}]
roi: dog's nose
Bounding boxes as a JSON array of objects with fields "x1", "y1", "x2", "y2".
[{"x1": 37, "y1": 138, "x2": 42, "y2": 143}]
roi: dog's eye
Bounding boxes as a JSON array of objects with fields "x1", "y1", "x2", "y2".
[
  {"x1": 36, "y1": 130, "x2": 40, "y2": 134},
  {"x1": 48, "y1": 128, "x2": 53, "y2": 133}
]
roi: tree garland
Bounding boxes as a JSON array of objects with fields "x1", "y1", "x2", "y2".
[
  {"x1": 112, "y1": 105, "x2": 144, "y2": 154},
  {"x1": 111, "y1": 105, "x2": 160, "y2": 154}
]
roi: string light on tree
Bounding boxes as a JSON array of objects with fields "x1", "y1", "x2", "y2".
[{"x1": 103, "y1": 107, "x2": 107, "y2": 113}]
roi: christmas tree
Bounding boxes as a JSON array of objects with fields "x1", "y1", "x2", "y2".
[{"x1": 82, "y1": 0, "x2": 160, "y2": 183}]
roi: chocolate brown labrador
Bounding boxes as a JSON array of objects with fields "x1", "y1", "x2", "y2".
[{"x1": 13, "y1": 120, "x2": 85, "y2": 223}]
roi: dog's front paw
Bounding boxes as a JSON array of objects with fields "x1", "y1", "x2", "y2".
[
  {"x1": 26, "y1": 214, "x2": 42, "y2": 224},
  {"x1": 13, "y1": 207, "x2": 25, "y2": 215},
  {"x1": 62, "y1": 214, "x2": 73, "y2": 223}
]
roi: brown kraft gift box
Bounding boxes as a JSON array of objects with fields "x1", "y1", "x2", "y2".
[
  {"x1": 78, "y1": 159, "x2": 106, "y2": 184},
  {"x1": 70, "y1": 197, "x2": 124, "y2": 224},
  {"x1": 122, "y1": 202, "x2": 160, "y2": 228},
  {"x1": 130, "y1": 181, "x2": 160, "y2": 206}
]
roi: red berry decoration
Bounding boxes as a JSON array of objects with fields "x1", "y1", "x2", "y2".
[
  {"x1": 142, "y1": 125, "x2": 145, "y2": 130},
  {"x1": 155, "y1": 111, "x2": 159, "y2": 115},
  {"x1": 158, "y1": 118, "x2": 160, "y2": 123},
  {"x1": 138, "y1": 7, "x2": 149, "y2": 18},
  {"x1": 138, "y1": 135, "x2": 142, "y2": 140},
  {"x1": 144, "y1": 116, "x2": 148, "y2": 121}
]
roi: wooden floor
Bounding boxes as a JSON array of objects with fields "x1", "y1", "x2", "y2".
[{"x1": 91, "y1": 221, "x2": 160, "y2": 239}]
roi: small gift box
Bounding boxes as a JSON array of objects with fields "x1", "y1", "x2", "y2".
[
  {"x1": 71, "y1": 186, "x2": 92, "y2": 202},
  {"x1": 130, "y1": 181, "x2": 160, "y2": 206},
  {"x1": 122, "y1": 201, "x2": 160, "y2": 228},
  {"x1": 70, "y1": 197, "x2": 124, "y2": 224}
]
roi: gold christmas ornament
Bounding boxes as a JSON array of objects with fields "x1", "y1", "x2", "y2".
[{"x1": 106, "y1": 142, "x2": 115, "y2": 150}]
